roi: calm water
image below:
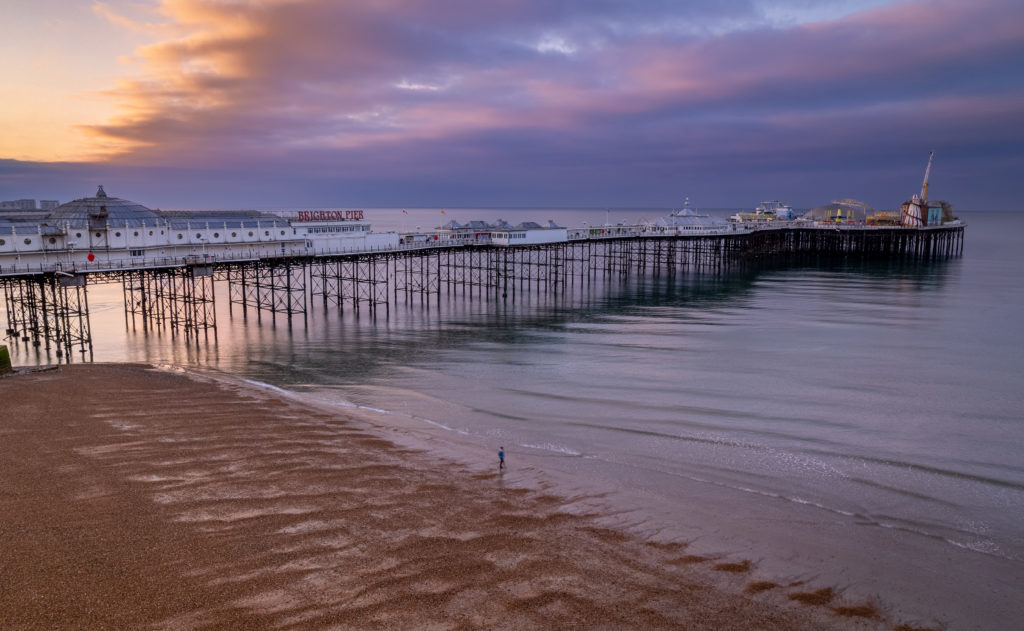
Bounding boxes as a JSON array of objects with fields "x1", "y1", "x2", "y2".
[{"x1": 6, "y1": 209, "x2": 1023, "y2": 629}]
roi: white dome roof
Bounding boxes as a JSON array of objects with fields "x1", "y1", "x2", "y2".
[{"x1": 47, "y1": 186, "x2": 164, "y2": 228}]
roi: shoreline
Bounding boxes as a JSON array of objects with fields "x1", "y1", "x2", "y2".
[
  {"x1": 226, "y1": 368, "x2": 1023, "y2": 631},
  {"x1": 3, "y1": 363, "x2": 939, "y2": 629}
]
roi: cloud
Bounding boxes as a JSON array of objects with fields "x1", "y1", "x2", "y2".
[
  {"x1": 23, "y1": 0, "x2": 1022, "y2": 207},
  {"x1": 92, "y1": 1, "x2": 171, "y2": 35},
  {"x1": 535, "y1": 34, "x2": 577, "y2": 55}
]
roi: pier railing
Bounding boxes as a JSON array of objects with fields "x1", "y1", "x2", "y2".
[{"x1": 0, "y1": 220, "x2": 965, "y2": 277}]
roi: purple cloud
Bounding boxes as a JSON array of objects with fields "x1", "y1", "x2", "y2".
[{"x1": 4, "y1": 0, "x2": 1022, "y2": 208}]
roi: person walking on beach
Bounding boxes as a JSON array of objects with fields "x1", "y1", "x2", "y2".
[{"x1": 498, "y1": 446, "x2": 505, "y2": 471}]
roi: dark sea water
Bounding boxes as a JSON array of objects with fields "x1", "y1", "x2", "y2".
[{"x1": 6, "y1": 209, "x2": 1023, "y2": 629}]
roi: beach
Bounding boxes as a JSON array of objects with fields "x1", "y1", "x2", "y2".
[{"x1": 0, "y1": 363, "x2": 912, "y2": 630}]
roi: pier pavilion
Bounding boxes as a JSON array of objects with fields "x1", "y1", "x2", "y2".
[{"x1": 0, "y1": 186, "x2": 398, "y2": 271}]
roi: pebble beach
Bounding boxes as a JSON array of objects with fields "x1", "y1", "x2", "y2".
[{"x1": 1, "y1": 364, "x2": 927, "y2": 629}]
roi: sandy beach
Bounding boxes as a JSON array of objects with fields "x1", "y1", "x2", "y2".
[{"x1": 1, "y1": 364, "x2": 927, "y2": 630}]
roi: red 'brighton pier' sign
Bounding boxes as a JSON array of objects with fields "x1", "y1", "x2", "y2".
[{"x1": 295, "y1": 210, "x2": 365, "y2": 222}]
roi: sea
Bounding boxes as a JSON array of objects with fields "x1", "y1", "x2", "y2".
[{"x1": 5, "y1": 208, "x2": 1023, "y2": 630}]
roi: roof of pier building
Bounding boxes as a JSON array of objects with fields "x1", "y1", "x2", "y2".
[
  {"x1": 652, "y1": 207, "x2": 729, "y2": 228},
  {"x1": 0, "y1": 219, "x2": 45, "y2": 235},
  {"x1": 46, "y1": 186, "x2": 291, "y2": 229},
  {"x1": 47, "y1": 186, "x2": 164, "y2": 227},
  {"x1": 160, "y1": 210, "x2": 291, "y2": 229},
  {"x1": 438, "y1": 219, "x2": 563, "y2": 231},
  {"x1": 0, "y1": 209, "x2": 50, "y2": 234},
  {"x1": 801, "y1": 199, "x2": 876, "y2": 222}
]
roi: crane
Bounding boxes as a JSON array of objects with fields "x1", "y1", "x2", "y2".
[{"x1": 920, "y1": 151, "x2": 934, "y2": 204}]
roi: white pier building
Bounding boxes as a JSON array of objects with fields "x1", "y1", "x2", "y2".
[{"x1": 0, "y1": 187, "x2": 398, "y2": 273}]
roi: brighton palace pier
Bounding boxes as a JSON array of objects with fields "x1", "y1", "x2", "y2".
[{"x1": 1, "y1": 187, "x2": 964, "y2": 361}]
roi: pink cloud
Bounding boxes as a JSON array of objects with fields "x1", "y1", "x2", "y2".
[{"x1": 71, "y1": 0, "x2": 1022, "y2": 201}]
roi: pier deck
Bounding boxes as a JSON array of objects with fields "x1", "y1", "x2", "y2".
[{"x1": 1, "y1": 222, "x2": 965, "y2": 361}]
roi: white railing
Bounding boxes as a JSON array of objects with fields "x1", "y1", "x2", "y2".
[{"x1": 0, "y1": 238, "x2": 484, "y2": 275}]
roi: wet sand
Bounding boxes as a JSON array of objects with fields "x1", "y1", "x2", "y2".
[{"x1": 1, "y1": 364, "x2": 914, "y2": 629}]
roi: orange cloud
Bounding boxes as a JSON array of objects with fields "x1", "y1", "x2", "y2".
[{"x1": 64, "y1": 0, "x2": 1024, "y2": 178}]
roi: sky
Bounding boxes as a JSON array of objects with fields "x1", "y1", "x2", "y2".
[{"x1": 1, "y1": 0, "x2": 1022, "y2": 210}]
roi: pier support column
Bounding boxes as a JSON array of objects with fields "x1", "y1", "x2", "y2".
[
  {"x1": 228, "y1": 260, "x2": 306, "y2": 323},
  {"x1": 1, "y1": 274, "x2": 92, "y2": 361},
  {"x1": 328, "y1": 254, "x2": 389, "y2": 313},
  {"x1": 125, "y1": 266, "x2": 216, "y2": 335}
]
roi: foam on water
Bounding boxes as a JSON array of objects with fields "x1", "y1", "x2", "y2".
[
  {"x1": 520, "y1": 442, "x2": 583, "y2": 456},
  {"x1": 241, "y1": 377, "x2": 293, "y2": 396}
]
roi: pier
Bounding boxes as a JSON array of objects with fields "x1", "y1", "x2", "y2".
[{"x1": 1, "y1": 222, "x2": 964, "y2": 362}]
